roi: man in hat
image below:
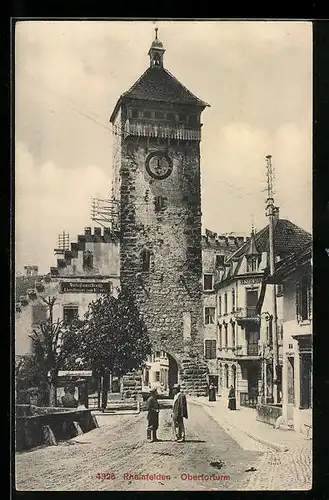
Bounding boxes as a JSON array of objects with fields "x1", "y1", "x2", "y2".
[
  {"x1": 172, "y1": 384, "x2": 188, "y2": 442},
  {"x1": 146, "y1": 388, "x2": 160, "y2": 442}
]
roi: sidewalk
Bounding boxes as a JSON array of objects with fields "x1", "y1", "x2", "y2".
[{"x1": 189, "y1": 396, "x2": 309, "y2": 452}]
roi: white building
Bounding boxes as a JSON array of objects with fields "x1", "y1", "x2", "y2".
[
  {"x1": 215, "y1": 215, "x2": 311, "y2": 408},
  {"x1": 265, "y1": 243, "x2": 312, "y2": 434}
]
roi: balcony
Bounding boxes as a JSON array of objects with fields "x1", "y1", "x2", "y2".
[
  {"x1": 234, "y1": 343, "x2": 260, "y2": 358},
  {"x1": 234, "y1": 306, "x2": 259, "y2": 325}
]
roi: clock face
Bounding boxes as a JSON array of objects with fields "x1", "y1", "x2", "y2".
[{"x1": 145, "y1": 152, "x2": 173, "y2": 180}]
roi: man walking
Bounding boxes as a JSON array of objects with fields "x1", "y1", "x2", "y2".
[
  {"x1": 146, "y1": 388, "x2": 159, "y2": 442},
  {"x1": 172, "y1": 383, "x2": 188, "y2": 442}
]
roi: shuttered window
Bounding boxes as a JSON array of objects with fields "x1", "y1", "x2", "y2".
[{"x1": 205, "y1": 340, "x2": 216, "y2": 359}]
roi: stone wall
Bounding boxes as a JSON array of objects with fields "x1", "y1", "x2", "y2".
[
  {"x1": 118, "y1": 104, "x2": 207, "y2": 394},
  {"x1": 15, "y1": 407, "x2": 98, "y2": 451}
]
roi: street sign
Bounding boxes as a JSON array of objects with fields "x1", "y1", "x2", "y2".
[{"x1": 60, "y1": 281, "x2": 112, "y2": 294}]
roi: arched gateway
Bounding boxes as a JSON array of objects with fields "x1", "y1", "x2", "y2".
[{"x1": 110, "y1": 30, "x2": 210, "y2": 396}]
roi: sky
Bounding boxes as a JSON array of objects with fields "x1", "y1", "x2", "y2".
[{"x1": 15, "y1": 20, "x2": 312, "y2": 274}]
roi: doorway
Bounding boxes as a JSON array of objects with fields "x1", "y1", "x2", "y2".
[{"x1": 168, "y1": 353, "x2": 179, "y2": 397}]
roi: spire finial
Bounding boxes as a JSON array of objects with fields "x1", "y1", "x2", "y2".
[
  {"x1": 251, "y1": 214, "x2": 255, "y2": 234},
  {"x1": 155, "y1": 27, "x2": 158, "y2": 40}
]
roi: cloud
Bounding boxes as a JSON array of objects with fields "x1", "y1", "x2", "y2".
[
  {"x1": 201, "y1": 120, "x2": 312, "y2": 235},
  {"x1": 15, "y1": 21, "x2": 312, "y2": 271},
  {"x1": 15, "y1": 142, "x2": 109, "y2": 273}
]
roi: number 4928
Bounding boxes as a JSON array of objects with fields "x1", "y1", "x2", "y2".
[{"x1": 96, "y1": 472, "x2": 115, "y2": 480}]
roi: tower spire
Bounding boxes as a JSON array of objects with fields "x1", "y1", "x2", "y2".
[{"x1": 148, "y1": 29, "x2": 165, "y2": 68}]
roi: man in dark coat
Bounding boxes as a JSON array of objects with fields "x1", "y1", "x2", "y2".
[
  {"x1": 172, "y1": 384, "x2": 188, "y2": 442},
  {"x1": 146, "y1": 388, "x2": 159, "y2": 442}
]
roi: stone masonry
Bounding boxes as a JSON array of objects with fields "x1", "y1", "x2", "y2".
[{"x1": 109, "y1": 34, "x2": 210, "y2": 396}]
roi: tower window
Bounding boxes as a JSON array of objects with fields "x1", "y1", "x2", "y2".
[
  {"x1": 154, "y1": 196, "x2": 166, "y2": 212},
  {"x1": 205, "y1": 307, "x2": 215, "y2": 325},
  {"x1": 141, "y1": 248, "x2": 151, "y2": 272},
  {"x1": 155, "y1": 111, "x2": 164, "y2": 120},
  {"x1": 166, "y1": 113, "x2": 175, "y2": 121},
  {"x1": 205, "y1": 340, "x2": 216, "y2": 359},
  {"x1": 203, "y1": 274, "x2": 214, "y2": 291},
  {"x1": 143, "y1": 110, "x2": 151, "y2": 119},
  {"x1": 131, "y1": 109, "x2": 139, "y2": 118},
  {"x1": 215, "y1": 254, "x2": 224, "y2": 268}
]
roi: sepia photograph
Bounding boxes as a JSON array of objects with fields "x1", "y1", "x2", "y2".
[{"x1": 14, "y1": 19, "x2": 312, "y2": 491}]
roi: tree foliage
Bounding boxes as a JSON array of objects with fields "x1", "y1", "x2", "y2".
[
  {"x1": 73, "y1": 288, "x2": 152, "y2": 376},
  {"x1": 27, "y1": 296, "x2": 82, "y2": 405}
]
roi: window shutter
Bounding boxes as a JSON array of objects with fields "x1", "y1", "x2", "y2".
[
  {"x1": 296, "y1": 282, "x2": 301, "y2": 322},
  {"x1": 307, "y1": 278, "x2": 312, "y2": 320}
]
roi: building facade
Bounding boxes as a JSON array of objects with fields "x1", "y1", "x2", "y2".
[
  {"x1": 266, "y1": 243, "x2": 312, "y2": 434},
  {"x1": 109, "y1": 31, "x2": 210, "y2": 395},
  {"x1": 201, "y1": 230, "x2": 247, "y2": 389},
  {"x1": 15, "y1": 226, "x2": 120, "y2": 359},
  {"x1": 215, "y1": 216, "x2": 311, "y2": 408}
]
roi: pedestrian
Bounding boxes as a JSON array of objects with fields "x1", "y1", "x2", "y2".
[
  {"x1": 146, "y1": 388, "x2": 159, "y2": 442},
  {"x1": 61, "y1": 386, "x2": 79, "y2": 408},
  {"x1": 228, "y1": 385, "x2": 236, "y2": 410},
  {"x1": 172, "y1": 383, "x2": 188, "y2": 442},
  {"x1": 208, "y1": 383, "x2": 216, "y2": 402}
]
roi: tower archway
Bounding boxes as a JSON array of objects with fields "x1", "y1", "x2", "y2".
[{"x1": 142, "y1": 350, "x2": 179, "y2": 397}]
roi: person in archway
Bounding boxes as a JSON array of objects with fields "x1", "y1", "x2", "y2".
[
  {"x1": 208, "y1": 382, "x2": 216, "y2": 402},
  {"x1": 228, "y1": 385, "x2": 236, "y2": 410},
  {"x1": 172, "y1": 384, "x2": 188, "y2": 442},
  {"x1": 146, "y1": 388, "x2": 160, "y2": 442}
]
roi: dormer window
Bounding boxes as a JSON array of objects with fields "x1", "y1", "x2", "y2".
[
  {"x1": 247, "y1": 256, "x2": 258, "y2": 272},
  {"x1": 141, "y1": 248, "x2": 151, "y2": 272}
]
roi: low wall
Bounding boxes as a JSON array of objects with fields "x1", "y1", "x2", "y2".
[
  {"x1": 256, "y1": 403, "x2": 282, "y2": 426},
  {"x1": 15, "y1": 406, "x2": 98, "y2": 452}
]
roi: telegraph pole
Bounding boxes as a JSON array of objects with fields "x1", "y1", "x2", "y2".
[{"x1": 265, "y1": 155, "x2": 279, "y2": 404}]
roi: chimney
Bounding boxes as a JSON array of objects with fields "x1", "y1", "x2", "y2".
[
  {"x1": 236, "y1": 236, "x2": 245, "y2": 246},
  {"x1": 217, "y1": 236, "x2": 228, "y2": 246},
  {"x1": 227, "y1": 236, "x2": 236, "y2": 246},
  {"x1": 84, "y1": 227, "x2": 91, "y2": 235}
]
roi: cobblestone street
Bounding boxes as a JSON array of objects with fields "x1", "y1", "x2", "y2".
[
  {"x1": 247, "y1": 440, "x2": 312, "y2": 491},
  {"x1": 16, "y1": 405, "x2": 262, "y2": 491},
  {"x1": 15, "y1": 404, "x2": 312, "y2": 491}
]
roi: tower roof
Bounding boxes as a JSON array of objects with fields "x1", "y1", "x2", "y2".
[{"x1": 110, "y1": 31, "x2": 209, "y2": 123}]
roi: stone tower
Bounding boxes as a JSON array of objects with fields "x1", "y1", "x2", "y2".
[{"x1": 110, "y1": 30, "x2": 210, "y2": 395}]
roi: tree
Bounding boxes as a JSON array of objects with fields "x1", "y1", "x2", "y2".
[
  {"x1": 73, "y1": 288, "x2": 152, "y2": 406},
  {"x1": 29, "y1": 297, "x2": 82, "y2": 406}
]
